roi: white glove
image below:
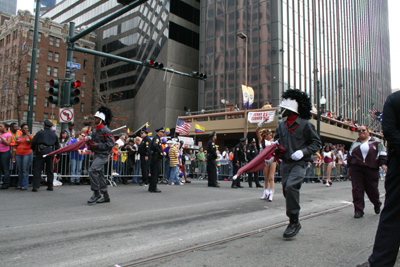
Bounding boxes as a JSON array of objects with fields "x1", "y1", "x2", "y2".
[
  {"x1": 257, "y1": 118, "x2": 267, "y2": 128},
  {"x1": 271, "y1": 140, "x2": 279, "y2": 145},
  {"x1": 291, "y1": 150, "x2": 304, "y2": 161},
  {"x1": 232, "y1": 175, "x2": 238, "y2": 180}
]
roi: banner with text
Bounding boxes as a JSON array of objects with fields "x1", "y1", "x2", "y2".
[
  {"x1": 242, "y1": 85, "x2": 249, "y2": 108},
  {"x1": 248, "y1": 86, "x2": 254, "y2": 108},
  {"x1": 247, "y1": 110, "x2": 276, "y2": 124}
]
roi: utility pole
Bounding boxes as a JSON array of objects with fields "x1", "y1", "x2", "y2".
[{"x1": 27, "y1": 0, "x2": 41, "y2": 131}]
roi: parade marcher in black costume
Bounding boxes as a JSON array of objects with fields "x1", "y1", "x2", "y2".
[
  {"x1": 31, "y1": 120, "x2": 60, "y2": 192},
  {"x1": 274, "y1": 89, "x2": 321, "y2": 238},
  {"x1": 232, "y1": 137, "x2": 247, "y2": 189},
  {"x1": 86, "y1": 106, "x2": 115, "y2": 204},
  {"x1": 247, "y1": 138, "x2": 263, "y2": 188},
  {"x1": 207, "y1": 131, "x2": 219, "y2": 187}
]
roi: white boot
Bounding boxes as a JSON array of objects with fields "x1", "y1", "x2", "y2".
[
  {"x1": 268, "y1": 189, "x2": 274, "y2": 202},
  {"x1": 261, "y1": 189, "x2": 270, "y2": 200}
]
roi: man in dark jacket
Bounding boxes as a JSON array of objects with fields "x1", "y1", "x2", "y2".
[
  {"x1": 138, "y1": 129, "x2": 151, "y2": 186},
  {"x1": 246, "y1": 138, "x2": 262, "y2": 188},
  {"x1": 31, "y1": 120, "x2": 60, "y2": 192},
  {"x1": 86, "y1": 107, "x2": 115, "y2": 204},
  {"x1": 149, "y1": 127, "x2": 165, "y2": 193},
  {"x1": 232, "y1": 137, "x2": 247, "y2": 188},
  {"x1": 274, "y1": 89, "x2": 321, "y2": 238},
  {"x1": 369, "y1": 91, "x2": 400, "y2": 267}
]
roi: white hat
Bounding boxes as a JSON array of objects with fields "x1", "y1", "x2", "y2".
[
  {"x1": 167, "y1": 140, "x2": 173, "y2": 144},
  {"x1": 94, "y1": 111, "x2": 106, "y2": 121},
  {"x1": 278, "y1": 98, "x2": 299, "y2": 114}
]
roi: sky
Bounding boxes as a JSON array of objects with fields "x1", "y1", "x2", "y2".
[{"x1": 16, "y1": 0, "x2": 400, "y2": 89}]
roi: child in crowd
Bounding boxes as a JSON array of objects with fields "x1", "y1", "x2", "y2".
[{"x1": 112, "y1": 143, "x2": 121, "y2": 182}]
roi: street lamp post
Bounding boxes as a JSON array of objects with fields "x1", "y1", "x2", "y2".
[
  {"x1": 237, "y1": 32, "x2": 248, "y2": 137},
  {"x1": 237, "y1": 32, "x2": 248, "y2": 87},
  {"x1": 317, "y1": 80, "x2": 327, "y2": 137}
]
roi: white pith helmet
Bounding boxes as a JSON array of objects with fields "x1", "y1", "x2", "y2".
[{"x1": 278, "y1": 98, "x2": 299, "y2": 114}]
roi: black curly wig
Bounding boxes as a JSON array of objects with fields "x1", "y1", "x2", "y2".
[
  {"x1": 281, "y1": 89, "x2": 312, "y2": 120},
  {"x1": 97, "y1": 106, "x2": 113, "y2": 126}
]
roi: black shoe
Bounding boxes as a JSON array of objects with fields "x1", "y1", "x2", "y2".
[
  {"x1": 249, "y1": 185, "x2": 253, "y2": 188},
  {"x1": 256, "y1": 184, "x2": 263, "y2": 188},
  {"x1": 354, "y1": 213, "x2": 363, "y2": 218},
  {"x1": 32, "y1": 188, "x2": 38, "y2": 192},
  {"x1": 374, "y1": 206, "x2": 381, "y2": 215},
  {"x1": 88, "y1": 191, "x2": 101, "y2": 203},
  {"x1": 0, "y1": 186, "x2": 9, "y2": 190},
  {"x1": 231, "y1": 185, "x2": 238, "y2": 189},
  {"x1": 149, "y1": 188, "x2": 162, "y2": 193},
  {"x1": 208, "y1": 184, "x2": 220, "y2": 187},
  {"x1": 97, "y1": 192, "x2": 110, "y2": 203},
  {"x1": 185, "y1": 180, "x2": 191, "y2": 183},
  {"x1": 283, "y1": 222, "x2": 301, "y2": 238},
  {"x1": 70, "y1": 182, "x2": 74, "y2": 186},
  {"x1": 238, "y1": 185, "x2": 244, "y2": 188},
  {"x1": 46, "y1": 187, "x2": 53, "y2": 191},
  {"x1": 75, "y1": 182, "x2": 81, "y2": 185}
]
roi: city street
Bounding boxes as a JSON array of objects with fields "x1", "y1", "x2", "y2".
[{"x1": 0, "y1": 179, "x2": 397, "y2": 267}]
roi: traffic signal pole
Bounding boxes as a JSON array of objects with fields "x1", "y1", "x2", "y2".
[
  {"x1": 27, "y1": 0, "x2": 41, "y2": 131},
  {"x1": 60, "y1": 22, "x2": 75, "y2": 131}
]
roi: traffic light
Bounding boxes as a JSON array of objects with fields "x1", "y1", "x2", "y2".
[
  {"x1": 48, "y1": 79, "x2": 60, "y2": 105},
  {"x1": 191, "y1": 71, "x2": 207, "y2": 80},
  {"x1": 143, "y1": 60, "x2": 164, "y2": 69},
  {"x1": 277, "y1": 107, "x2": 283, "y2": 123},
  {"x1": 70, "y1": 80, "x2": 81, "y2": 105}
]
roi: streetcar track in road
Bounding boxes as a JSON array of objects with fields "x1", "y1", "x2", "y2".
[{"x1": 116, "y1": 203, "x2": 354, "y2": 267}]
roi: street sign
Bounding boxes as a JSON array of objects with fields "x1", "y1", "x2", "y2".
[
  {"x1": 70, "y1": 67, "x2": 78, "y2": 73},
  {"x1": 59, "y1": 108, "x2": 74, "y2": 123},
  {"x1": 66, "y1": 61, "x2": 81, "y2": 69}
]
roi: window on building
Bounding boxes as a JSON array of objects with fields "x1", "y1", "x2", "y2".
[
  {"x1": 23, "y1": 111, "x2": 35, "y2": 121},
  {"x1": 51, "y1": 104, "x2": 55, "y2": 108},
  {"x1": 49, "y1": 36, "x2": 54, "y2": 45},
  {"x1": 73, "y1": 57, "x2": 77, "y2": 62},
  {"x1": 33, "y1": 96, "x2": 37, "y2": 105},
  {"x1": 53, "y1": 67, "x2": 58, "y2": 77},
  {"x1": 83, "y1": 60, "x2": 87, "y2": 69},
  {"x1": 43, "y1": 113, "x2": 48, "y2": 120},
  {"x1": 34, "y1": 79, "x2": 37, "y2": 89},
  {"x1": 81, "y1": 88, "x2": 84, "y2": 97},
  {"x1": 36, "y1": 64, "x2": 39, "y2": 73},
  {"x1": 37, "y1": 33, "x2": 41, "y2": 42},
  {"x1": 12, "y1": 30, "x2": 17, "y2": 40},
  {"x1": 6, "y1": 34, "x2": 11, "y2": 44},
  {"x1": 45, "y1": 81, "x2": 50, "y2": 91},
  {"x1": 83, "y1": 74, "x2": 86, "y2": 83},
  {"x1": 27, "y1": 62, "x2": 31, "y2": 72},
  {"x1": 47, "y1": 66, "x2": 51, "y2": 76},
  {"x1": 80, "y1": 103, "x2": 84, "y2": 112},
  {"x1": 26, "y1": 78, "x2": 29, "y2": 87},
  {"x1": 54, "y1": 52, "x2": 59, "y2": 62},
  {"x1": 0, "y1": 39, "x2": 4, "y2": 47},
  {"x1": 44, "y1": 97, "x2": 49, "y2": 107},
  {"x1": 48, "y1": 51, "x2": 53, "y2": 61},
  {"x1": 29, "y1": 30, "x2": 34, "y2": 40},
  {"x1": 24, "y1": 95, "x2": 28, "y2": 104},
  {"x1": 55, "y1": 38, "x2": 60, "y2": 47},
  {"x1": 50, "y1": 113, "x2": 55, "y2": 120}
]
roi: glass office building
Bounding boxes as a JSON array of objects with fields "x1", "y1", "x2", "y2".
[
  {"x1": 0, "y1": 0, "x2": 17, "y2": 15},
  {"x1": 200, "y1": 0, "x2": 391, "y2": 122}
]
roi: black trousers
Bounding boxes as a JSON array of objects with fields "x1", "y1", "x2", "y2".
[
  {"x1": 248, "y1": 171, "x2": 260, "y2": 186},
  {"x1": 207, "y1": 159, "x2": 217, "y2": 186},
  {"x1": 33, "y1": 150, "x2": 55, "y2": 189},
  {"x1": 369, "y1": 157, "x2": 400, "y2": 266},
  {"x1": 140, "y1": 156, "x2": 149, "y2": 184},
  {"x1": 149, "y1": 158, "x2": 160, "y2": 191},
  {"x1": 232, "y1": 163, "x2": 241, "y2": 187}
]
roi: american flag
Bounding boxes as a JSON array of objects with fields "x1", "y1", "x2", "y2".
[
  {"x1": 176, "y1": 118, "x2": 191, "y2": 136},
  {"x1": 369, "y1": 109, "x2": 378, "y2": 119}
]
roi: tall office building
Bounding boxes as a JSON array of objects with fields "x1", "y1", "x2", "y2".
[
  {"x1": 200, "y1": 0, "x2": 391, "y2": 123},
  {"x1": 0, "y1": 0, "x2": 17, "y2": 15},
  {"x1": 44, "y1": 0, "x2": 200, "y2": 131},
  {"x1": 34, "y1": 0, "x2": 57, "y2": 16}
]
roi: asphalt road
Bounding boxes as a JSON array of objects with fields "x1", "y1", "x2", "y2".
[{"x1": 0, "y1": 179, "x2": 397, "y2": 267}]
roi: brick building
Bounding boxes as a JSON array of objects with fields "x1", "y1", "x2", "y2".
[{"x1": 0, "y1": 10, "x2": 95, "y2": 133}]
